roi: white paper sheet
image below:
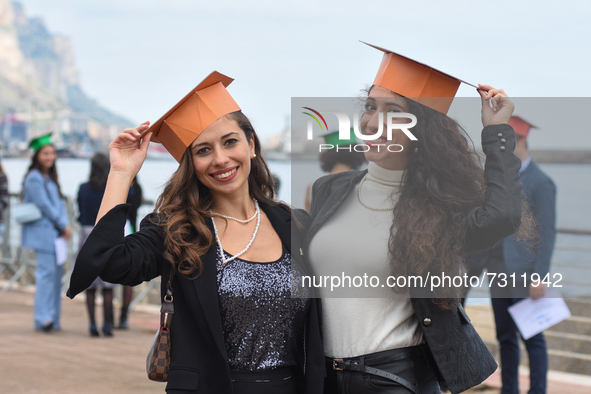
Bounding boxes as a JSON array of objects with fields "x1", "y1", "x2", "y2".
[
  {"x1": 507, "y1": 287, "x2": 571, "y2": 340},
  {"x1": 55, "y1": 237, "x2": 67, "y2": 266}
]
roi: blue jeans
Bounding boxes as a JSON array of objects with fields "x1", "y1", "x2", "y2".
[
  {"x1": 491, "y1": 297, "x2": 547, "y2": 394},
  {"x1": 34, "y1": 251, "x2": 62, "y2": 330}
]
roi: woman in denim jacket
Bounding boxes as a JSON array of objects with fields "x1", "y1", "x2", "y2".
[{"x1": 22, "y1": 133, "x2": 71, "y2": 332}]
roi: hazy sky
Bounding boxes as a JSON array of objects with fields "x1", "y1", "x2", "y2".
[{"x1": 15, "y1": 0, "x2": 591, "y2": 149}]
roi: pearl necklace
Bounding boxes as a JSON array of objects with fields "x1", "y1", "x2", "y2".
[
  {"x1": 210, "y1": 200, "x2": 258, "y2": 223},
  {"x1": 357, "y1": 176, "x2": 400, "y2": 211},
  {"x1": 211, "y1": 199, "x2": 261, "y2": 268}
]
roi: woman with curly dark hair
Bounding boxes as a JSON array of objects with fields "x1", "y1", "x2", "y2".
[
  {"x1": 305, "y1": 43, "x2": 527, "y2": 394},
  {"x1": 67, "y1": 72, "x2": 323, "y2": 394}
]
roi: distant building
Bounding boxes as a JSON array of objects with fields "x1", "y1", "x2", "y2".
[{"x1": 0, "y1": 112, "x2": 28, "y2": 149}]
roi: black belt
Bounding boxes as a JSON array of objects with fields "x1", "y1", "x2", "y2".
[
  {"x1": 331, "y1": 358, "x2": 417, "y2": 393},
  {"x1": 329, "y1": 346, "x2": 427, "y2": 394}
]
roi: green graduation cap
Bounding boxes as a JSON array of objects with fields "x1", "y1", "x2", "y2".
[
  {"x1": 29, "y1": 132, "x2": 53, "y2": 152},
  {"x1": 321, "y1": 129, "x2": 358, "y2": 146}
]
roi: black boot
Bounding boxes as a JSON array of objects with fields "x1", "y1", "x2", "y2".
[
  {"x1": 118, "y1": 306, "x2": 129, "y2": 329},
  {"x1": 102, "y1": 323, "x2": 113, "y2": 337}
]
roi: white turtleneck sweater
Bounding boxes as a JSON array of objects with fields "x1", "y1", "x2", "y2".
[{"x1": 308, "y1": 162, "x2": 423, "y2": 358}]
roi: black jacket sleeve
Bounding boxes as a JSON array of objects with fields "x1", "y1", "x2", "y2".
[
  {"x1": 465, "y1": 124, "x2": 523, "y2": 254},
  {"x1": 67, "y1": 204, "x2": 164, "y2": 298}
]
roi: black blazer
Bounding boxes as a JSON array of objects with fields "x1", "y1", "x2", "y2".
[
  {"x1": 304, "y1": 124, "x2": 523, "y2": 394},
  {"x1": 67, "y1": 202, "x2": 324, "y2": 394}
]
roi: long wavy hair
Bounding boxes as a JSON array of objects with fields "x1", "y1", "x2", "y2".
[
  {"x1": 382, "y1": 93, "x2": 535, "y2": 308},
  {"x1": 25, "y1": 144, "x2": 64, "y2": 198},
  {"x1": 87, "y1": 153, "x2": 110, "y2": 191},
  {"x1": 153, "y1": 111, "x2": 288, "y2": 276}
]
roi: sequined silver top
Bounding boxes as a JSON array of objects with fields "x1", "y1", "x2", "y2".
[{"x1": 216, "y1": 245, "x2": 309, "y2": 371}]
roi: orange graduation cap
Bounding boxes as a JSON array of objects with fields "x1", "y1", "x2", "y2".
[
  {"x1": 508, "y1": 116, "x2": 536, "y2": 139},
  {"x1": 145, "y1": 71, "x2": 241, "y2": 162},
  {"x1": 362, "y1": 41, "x2": 476, "y2": 114}
]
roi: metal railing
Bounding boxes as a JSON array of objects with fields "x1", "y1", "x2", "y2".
[
  {"x1": 1, "y1": 193, "x2": 80, "y2": 291},
  {"x1": 3, "y1": 198, "x2": 590, "y2": 306},
  {"x1": 467, "y1": 227, "x2": 591, "y2": 299},
  {"x1": 0, "y1": 194, "x2": 158, "y2": 311}
]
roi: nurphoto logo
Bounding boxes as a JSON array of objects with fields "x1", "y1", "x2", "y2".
[{"x1": 302, "y1": 107, "x2": 418, "y2": 152}]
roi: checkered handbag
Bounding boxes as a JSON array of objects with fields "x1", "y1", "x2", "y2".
[
  {"x1": 146, "y1": 325, "x2": 171, "y2": 381},
  {"x1": 146, "y1": 267, "x2": 175, "y2": 382}
]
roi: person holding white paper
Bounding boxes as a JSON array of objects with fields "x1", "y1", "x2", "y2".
[
  {"x1": 485, "y1": 116, "x2": 557, "y2": 394},
  {"x1": 21, "y1": 133, "x2": 71, "y2": 332}
]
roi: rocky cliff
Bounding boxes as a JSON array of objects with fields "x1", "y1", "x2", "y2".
[{"x1": 0, "y1": 0, "x2": 132, "y2": 127}]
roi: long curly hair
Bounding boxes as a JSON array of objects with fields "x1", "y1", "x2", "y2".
[
  {"x1": 25, "y1": 144, "x2": 64, "y2": 198},
  {"x1": 153, "y1": 111, "x2": 288, "y2": 276},
  {"x1": 385, "y1": 96, "x2": 535, "y2": 308}
]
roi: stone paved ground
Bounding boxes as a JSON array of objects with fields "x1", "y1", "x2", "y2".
[
  {"x1": 2, "y1": 286, "x2": 591, "y2": 393},
  {"x1": 1, "y1": 286, "x2": 163, "y2": 394}
]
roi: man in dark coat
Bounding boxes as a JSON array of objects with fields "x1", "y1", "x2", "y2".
[{"x1": 486, "y1": 116, "x2": 557, "y2": 394}]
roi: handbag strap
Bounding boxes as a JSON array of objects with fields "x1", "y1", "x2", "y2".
[{"x1": 160, "y1": 265, "x2": 175, "y2": 329}]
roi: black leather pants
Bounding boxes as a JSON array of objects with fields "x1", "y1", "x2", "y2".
[{"x1": 324, "y1": 345, "x2": 441, "y2": 394}]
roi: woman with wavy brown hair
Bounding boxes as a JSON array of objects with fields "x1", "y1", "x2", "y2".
[
  {"x1": 304, "y1": 44, "x2": 527, "y2": 394},
  {"x1": 67, "y1": 72, "x2": 323, "y2": 394}
]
